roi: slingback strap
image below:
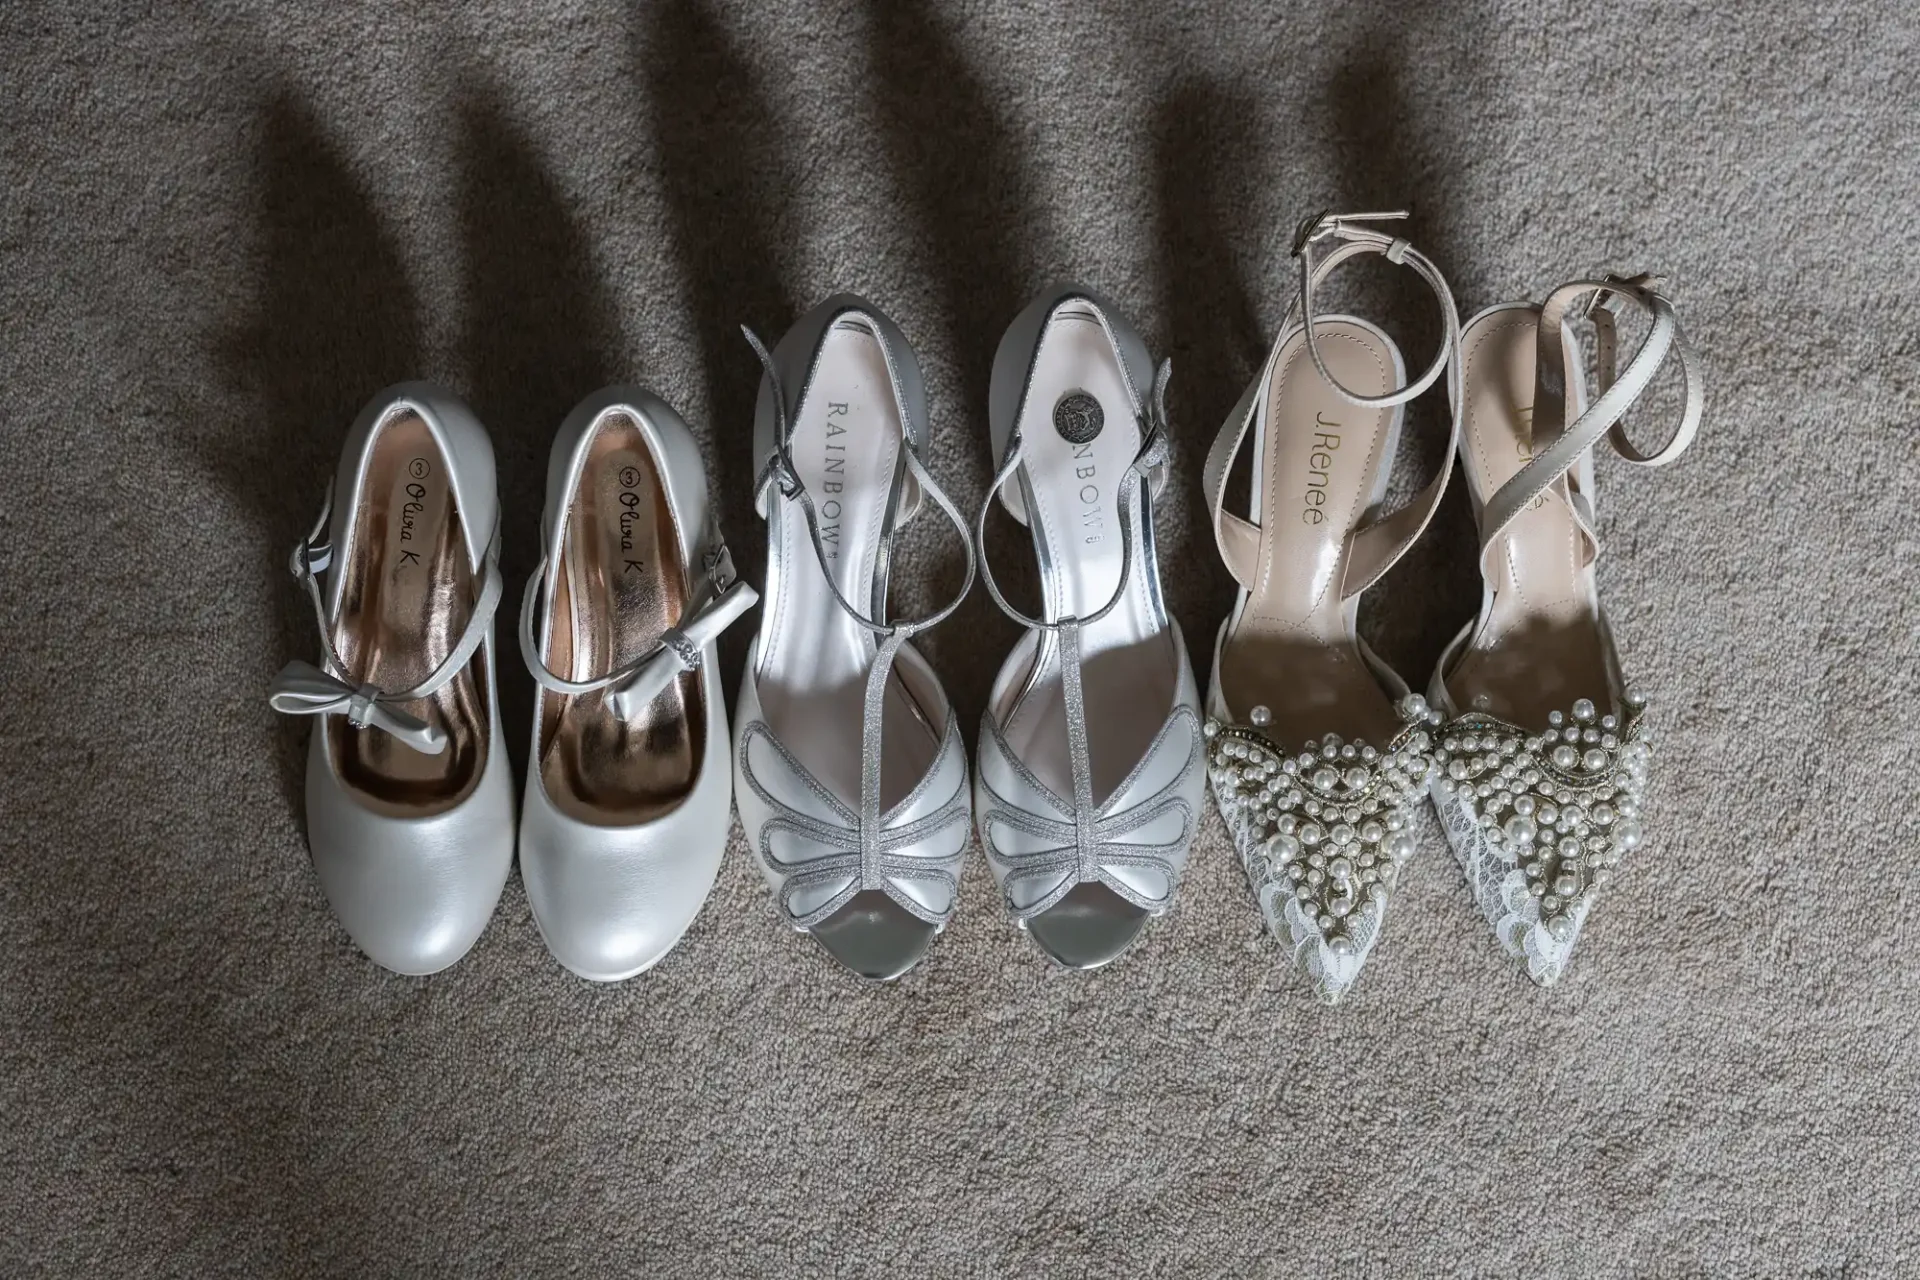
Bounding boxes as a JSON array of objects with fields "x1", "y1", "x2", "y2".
[
  {"x1": 1203, "y1": 210, "x2": 1464, "y2": 599},
  {"x1": 742, "y1": 321, "x2": 978, "y2": 909},
  {"x1": 1477, "y1": 274, "x2": 1703, "y2": 566},
  {"x1": 518, "y1": 523, "x2": 759, "y2": 721},
  {"x1": 268, "y1": 482, "x2": 503, "y2": 756}
]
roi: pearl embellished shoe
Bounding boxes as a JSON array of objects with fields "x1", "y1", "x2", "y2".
[
  {"x1": 1426, "y1": 274, "x2": 1701, "y2": 986},
  {"x1": 1200, "y1": 212, "x2": 1461, "y2": 1003}
]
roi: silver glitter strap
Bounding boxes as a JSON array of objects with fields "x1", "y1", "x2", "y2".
[{"x1": 742, "y1": 320, "x2": 978, "y2": 917}]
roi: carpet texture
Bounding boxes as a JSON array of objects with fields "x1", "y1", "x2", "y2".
[{"x1": 4, "y1": 1, "x2": 1916, "y2": 1275}]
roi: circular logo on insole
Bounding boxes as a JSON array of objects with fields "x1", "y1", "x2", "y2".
[
  {"x1": 408, "y1": 457, "x2": 430, "y2": 480},
  {"x1": 1052, "y1": 391, "x2": 1104, "y2": 444},
  {"x1": 619, "y1": 466, "x2": 641, "y2": 489}
]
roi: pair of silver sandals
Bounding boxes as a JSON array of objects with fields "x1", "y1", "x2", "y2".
[
  {"x1": 269, "y1": 210, "x2": 1700, "y2": 999},
  {"x1": 269, "y1": 286, "x2": 1203, "y2": 981}
]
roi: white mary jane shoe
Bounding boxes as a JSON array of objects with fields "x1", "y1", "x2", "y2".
[
  {"x1": 1426, "y1": 273, "x2": 1702, "y2": 986},
  {"x1": 268, "y1": 383, "x2": 514, "y2": 975},
  {"x1": 515, "y1": 388, "x2": 757, "y2": 981},
  {"x1": 972, "y1": 285, "x2": 1205, "y2": 970},
  {"x1": 1200, "y1": 212, "x2": 1460, "y2": 1004},
  {"x1": 731, "y1": 295, "x2": 977, "y2": 982}
]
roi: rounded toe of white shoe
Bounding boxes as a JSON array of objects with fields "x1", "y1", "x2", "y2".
[
  {"x1": 524, "y1": 849, "x2": 717, "y2": 982},
  {"x1": 307, "y1": 822, "x2": 512, "y2": 977},
  {"x1": 519, "y1": 781, "x2": 727, "y2": 982}
]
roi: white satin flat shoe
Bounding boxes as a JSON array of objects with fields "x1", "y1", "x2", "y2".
[
  {"x1": 973, "y1": 285, "x2": 1205, "y2": 969},
  {"x1": 516, "y1": 388, "x2": 757, "y2": 981},
  {"x1": 268, "y1": 382, "x2": 514, "y2": 975},
  {"x1": 1426, "y1": 273, "x2": 1702, "y2": 986},
  {"x1": 1200, "y1": 212, "x2": 1458, "y2": 1003},
  {"x1": 732, "y1": 295, "x2": 977, "y2": 981}
]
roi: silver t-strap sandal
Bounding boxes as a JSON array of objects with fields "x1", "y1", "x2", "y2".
[
  {"x1": 973, "y1": 285, "x2": 1206, "y2": 970},
  {"x1": 731, "y1": 295, "x2": 978, "y2": 981}
]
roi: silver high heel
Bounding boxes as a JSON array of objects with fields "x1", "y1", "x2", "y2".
[
  {"x1": 731, "y1": 295, "x2": 977, "y2": 981},
  {"x1": 973, "y1": 284, "x2": 1205, "y2": 969}
]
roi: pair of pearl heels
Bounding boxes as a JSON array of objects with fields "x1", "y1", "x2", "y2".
[{"x1": 1202, "y1": 210, "x2": 1702, "y2": 1002}]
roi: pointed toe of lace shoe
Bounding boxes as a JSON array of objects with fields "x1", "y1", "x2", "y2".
[
  {"x1": 1429, "y1": 697, "x2": 1653, "y2": 986},
  {"x1": 1204, "y1": 705, "x2": 1440, "y2": 1004}
]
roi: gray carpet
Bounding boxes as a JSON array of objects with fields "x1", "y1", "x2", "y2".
[{"x1": 4, "y1": 1, "x2": 1916, "y2": 1274}]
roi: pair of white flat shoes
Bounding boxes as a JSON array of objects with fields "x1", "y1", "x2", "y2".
[
  {"x1": 737, "y1": 290, "x2": 1204, "y2": 980},
  {"x1": 1203, "y1": 210, "x2": 1702, "y2": 1002},
  {"x1": 270, "y1": 384, "x2": 755, "y2": 977}
]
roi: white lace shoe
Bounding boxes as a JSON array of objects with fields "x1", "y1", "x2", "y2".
[
  {"x1": 972, "y1": 285, "x2": 1205, "y2": 969},
  {"x1": 1201, "y1": 212, "x2": 1459, "y2": 1003},
  {"x1": 1426, "y1": 274, "x2": 1702, "y2": 986},
  {"x1": 268, "y1": 383, "x2": 514, "y2": 975},
  {"x1": 731, "y1": 296, "x2": 977, "y2": 981},
  {"x1": 515, "y1": 388, "x2": 757, "y2": 981}
]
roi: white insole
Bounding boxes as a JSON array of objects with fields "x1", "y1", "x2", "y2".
[
  {"x1": 1001, "y1": 308, "x2": 1174, "y2": 804},
  {"x1": 757, "y1": 319, "x2": 939, "y2": 810}
]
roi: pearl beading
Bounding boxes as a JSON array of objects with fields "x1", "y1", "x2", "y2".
[
  {"x1": 1429, "y1": 695, "x2": 1651, "y2": 981},
  {"x1": 1204, "y1": 696, "x2": 1441, "y2": 1001}
]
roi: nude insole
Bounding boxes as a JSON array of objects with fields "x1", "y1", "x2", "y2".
[
  {"x1": 1448, "y1": 308, "x2": 1611, "y2": 725},
  {"x1": 538, "y1": 414, "x2": 699, "y2": 826},
  {"x1": 1217, "y1": 320, "x2": 1405, "y2": 747},
  {"x1": 999, "y1": 304, "x2": 1176, "y2": 806},
  {"x1": 328, "y1": 410, "x2": 487, "y2": 816},
  {"x1": 757, "y1": 318, "x2": 940, "y2": 811}
]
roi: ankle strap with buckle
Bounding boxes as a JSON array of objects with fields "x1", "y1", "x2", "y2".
[
  {"x1": 1204, "y1": 209, "x2": 1464, "y2": 601},
  {"x1": 268, "y1": 481, "x2": 503, "y2": 756},
  {"x1": 1477, "y1": 272, "x2": 1703, "y2": 569}
]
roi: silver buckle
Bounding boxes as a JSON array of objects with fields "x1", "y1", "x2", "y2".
[{"x1": 1291, "y1": 208, "x2": 1410, "y2": 257}]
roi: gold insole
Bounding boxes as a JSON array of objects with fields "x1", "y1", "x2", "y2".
[
  {"x1": 538, "y1": 416, "x2": 700, "y2": 825},
  {"x1": 328, "y1": 411, "x2": 488, "y2": 817}
]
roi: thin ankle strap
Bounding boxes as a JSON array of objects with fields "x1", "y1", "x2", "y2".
[
  {"x1": 975, "y1": 356, "x2": 1171, "y2": 636},
  {"x1": 268, "y1": 481, "x2": 502, "y2": 755},
  {"x1": 518, "y1": 516, "x2": 757, "y2": 721},
  {"x1": 744, "y1": 320, "x2": 977, "y2": 881},
  {"x1": 1288, "y1": 210, "x2": 1462, "y2": 410},
  {"x1": 742, "y1": 324, "x2": 976, "y2": 642},
  {"x1": 1478, "y1": 274, "x2": 1703, "y2": 567},
  {"x1": 1203, "y1": 210, "x2": 1463, "y2": 599}
]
